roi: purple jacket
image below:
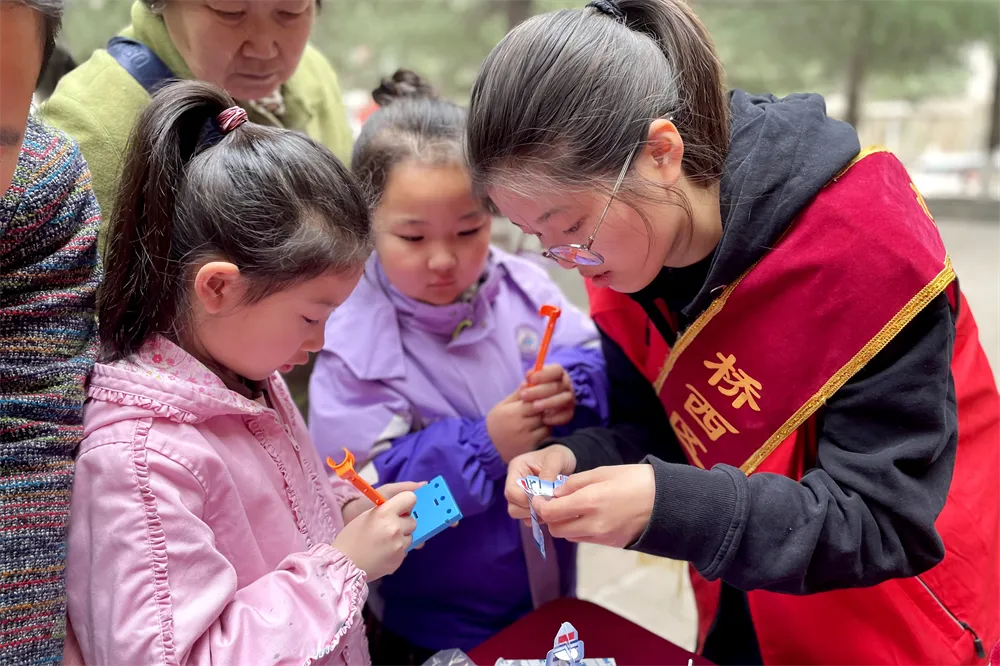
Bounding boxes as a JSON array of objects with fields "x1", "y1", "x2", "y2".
[{"x1": 309, "y1": 248, "x2": 609, "y2": 651}]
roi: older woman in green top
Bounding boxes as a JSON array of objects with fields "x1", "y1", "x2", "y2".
[
  {"x1": 43, "y1": 0, "x2": 353, "y2": 410},
  {"x1": 42, "y1": 0, "x2": 354, "y2": 225}
]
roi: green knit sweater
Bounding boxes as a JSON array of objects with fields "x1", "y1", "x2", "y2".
[{"x1": 0, "y1": 116, "x2": 102, "y2": 666}]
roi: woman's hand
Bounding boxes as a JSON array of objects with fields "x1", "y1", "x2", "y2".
[
  {"x1": 532, "y1": 464, "x2": 656, "y2": 549},
  {"x1": 522, "y1": 364, "x2": 576, "y2": 427},
  {"x1": 341, "y1": 481, "x2": 425, "y2": 525},
  {"x1": 504, "y1": 445, "x2": 578, "y2": 521}
]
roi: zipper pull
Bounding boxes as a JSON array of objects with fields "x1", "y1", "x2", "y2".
[
  {"x1": 971, "y1": 635, "x2": 985, "y2": 660},
  {"x1": 959, "y1": 621, "x2": 985, "y2": 659},
  {"x1": 451, "y1": 318, "x2": 473, "y2": 341},
  {"x1": 972, "y1": 635, "x2": 985, "y2": 660}
]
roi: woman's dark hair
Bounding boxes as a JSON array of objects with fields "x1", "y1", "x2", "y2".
[
  {"x1": 100, "y1": 80, "x2": 372, "y2": 361},
  {"x1": 7, "y1": 0, "x2": 64, "y2": 78},
  {"x1": 467, "y1": 0, "x2": 728, "y2": 200},
  {"x1": 352, "y1": 70, "x2": 467, "y2": 205}
]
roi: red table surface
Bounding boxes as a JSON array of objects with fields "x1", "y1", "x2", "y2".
[{"x1": 466, "y1": 598, "x2": 714, "y2": 666}]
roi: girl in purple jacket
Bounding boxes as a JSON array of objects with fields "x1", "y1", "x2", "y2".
[{"x1": 308, "y1": 71, "x2": 611, "y2": 662}]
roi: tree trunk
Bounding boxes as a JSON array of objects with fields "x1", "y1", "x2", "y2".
[
  {"x1": 987, "y1": 51, "x2": 999, "y2": 154},
  {"x1": 844, "y1": 4, "x2": 871, "y2": 129},
  {"x1": 504, "y1": 0, "x2": 534, "y2": 30},
  {"x1": 980, "y1": 50, "x2": 999, "y2": 199}
]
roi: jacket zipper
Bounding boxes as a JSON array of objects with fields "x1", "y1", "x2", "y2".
[{"x1": 917, "y1": 576, "x2": 986, "y2": 659}]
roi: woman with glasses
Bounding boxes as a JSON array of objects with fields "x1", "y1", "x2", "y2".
[{"x1": 465, "y1": 0, "x2": 999, "y2": 664}]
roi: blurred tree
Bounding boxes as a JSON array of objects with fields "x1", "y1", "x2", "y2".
[
  {"x1": 61, "y1": 0, "x2": 133, "y2": 61},
  {"x1": 700, "y1": 0, "x2": 1000, "y2": 130},
  {"x1": 989, "y1": 52, "x2": 999, "y2": 153},
  {"x1": 984, "y1": 48, "x2": 998, "y2": 200},
  {"x1": 314, "y1": 0, "x2": 580, "y2": 99},
  {"x1": 315, "y1": 0, "x2": 503, "y2": 99},
  {"x1": 57, "y1": 0, "x2": 996, "y2": 150},
  {"x1": 501, "y1": 0, "x2": 535, "y2": 29}
]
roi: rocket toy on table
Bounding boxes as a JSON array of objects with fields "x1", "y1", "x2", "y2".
[
  {"x1": 546, "y1": 622, "x2": 585, "y2": 666},
  {"x1": 490, "y1": 621, "x2": 615, "y2": 666}
]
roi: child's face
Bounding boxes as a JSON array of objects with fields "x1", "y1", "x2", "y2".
[
  {"x1": 191, "y1": 266, "x2": 362, "y2": 381},
  {"x1": 375, "y1": 161, "x2": 492, "y2": 306}
]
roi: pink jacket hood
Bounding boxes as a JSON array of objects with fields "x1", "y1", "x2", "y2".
[{"x1": 84, "y1": 336, "x2": 280, "y2": 429}]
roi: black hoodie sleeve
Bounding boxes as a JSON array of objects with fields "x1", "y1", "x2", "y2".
[
  {"x1": 543, "y1": 328, "x2": 688, "y2": 472},
  {"x1": 630, "y1": 292, "x2": 958, "y2": 593}
]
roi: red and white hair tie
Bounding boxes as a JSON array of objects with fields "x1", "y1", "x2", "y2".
[{"x1": 217, "y1": 106, "x2": 249, "y2": 134}]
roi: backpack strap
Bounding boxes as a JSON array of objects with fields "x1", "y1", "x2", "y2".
[{"x1": 106, "y1": 36, "x2": 175, "y2": 95}]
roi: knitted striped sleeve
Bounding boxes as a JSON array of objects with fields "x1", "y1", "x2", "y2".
[{"x1": 0, "y1": 116, "x2": 102, "y2": 666}]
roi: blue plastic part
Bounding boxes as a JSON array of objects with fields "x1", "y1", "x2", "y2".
[{"x1": 407, "y1": 475, "x2": 463, "y2": 551}]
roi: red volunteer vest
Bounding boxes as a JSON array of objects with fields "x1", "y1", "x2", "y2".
[{"x1": 586, "y1": 149, "x2": 999, "y2": 665}]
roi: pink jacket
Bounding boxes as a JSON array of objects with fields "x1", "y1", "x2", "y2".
[{"x1": 65, "y1": 337, "x2": 371, "y2": 666}]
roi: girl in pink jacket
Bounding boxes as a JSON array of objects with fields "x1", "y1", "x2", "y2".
[{"x1": 63, "y1": 80, "x2": 419, "y2": 666}]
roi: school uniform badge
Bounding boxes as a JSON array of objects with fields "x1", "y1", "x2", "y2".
[{"x1": 517, "y1": 325, "x2": 541, "y2": 356}]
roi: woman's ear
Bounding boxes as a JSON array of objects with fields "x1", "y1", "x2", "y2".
[
  {"x1": 636, "y1": 118, "x2": 685, "y2": 190},
  {"x1": 192, "y1": 261, "x2": 244, "y2": 315}
]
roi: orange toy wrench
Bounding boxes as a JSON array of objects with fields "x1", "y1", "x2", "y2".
[
  {"x1": 531, "y1": 304, "x2": 562, "y2": 377},
  {"x1": 326, "y1": 448, "x2": 386, "y2": 506}
]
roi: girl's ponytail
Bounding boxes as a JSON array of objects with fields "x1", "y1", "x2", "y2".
[
  {"x1": 618, "y1": 0, "x2": 728, "y2": 181},
  {"x1": 99, "y1": 81, "x2": 233, "y2": 360},
  {"x1": 100, "y1": 80, "x2": 371, "y2": 362}
]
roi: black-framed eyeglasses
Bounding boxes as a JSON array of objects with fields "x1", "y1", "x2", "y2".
[{"x1": 541, "y1": 146, "x2": 638, "y2": 267}]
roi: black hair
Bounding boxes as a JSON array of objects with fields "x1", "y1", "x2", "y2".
[
  {"x1": 7, "y1": 0, "x2": 64, "y2": 79},
  {"x1": 35, "y1": 42, "x2": 75, "y2": 99},
  {"x1": 351, "y1": 69, "x2": 468, "y2": 206},
  {"x1": 100, "y1": 80, "x2": 372, "y2": 361},
  {"x1": 467, "y1": 0, "x2": 728, "y2": 199}
]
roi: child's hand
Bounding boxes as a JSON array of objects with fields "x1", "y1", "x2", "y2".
[
  {"x1": 522, "y1": 364, "x2": 576, "y2": 427},
  {"x1": 341, "y1": 481, "x2": 425, "y2": 525},
  {"x1": 487, "y1": 391, "x2": 551, "y2": 463},
  {"x1": 333, "y1": 491, "x2": 417, "y2": 581}
]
